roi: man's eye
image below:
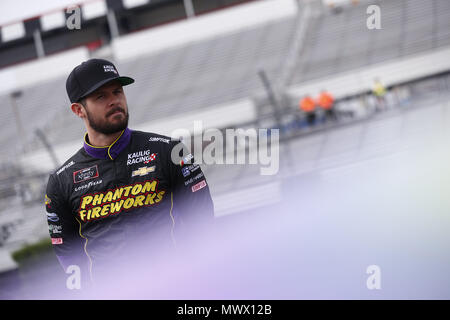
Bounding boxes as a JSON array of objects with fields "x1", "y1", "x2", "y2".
[
  {"x1": 96, "y1": 95, "x2": 104, "y2": 100},
  {"x1": 114, "y1": 90, "x2": 122, "y2": 94}
]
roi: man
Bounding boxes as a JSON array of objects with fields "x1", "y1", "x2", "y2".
[
  {"x1": 317, "y1": 90, "x2": 336, "y2": 122},
  {"x1": 45, "y1": 58, "x2": 214, "y2": 286},
  {"x1": 299, "y1": 94, "x2": 316, "y2": 126},
  {"x1": 372, "y1": 77, "x2": 387, "y2": 112}
]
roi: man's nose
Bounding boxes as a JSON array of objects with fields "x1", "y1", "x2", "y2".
[{"x1": 108, "y1": 95, "x2": 121, "y2": 107}]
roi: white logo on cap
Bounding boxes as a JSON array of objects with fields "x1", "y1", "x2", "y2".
[{"x1": 103, "y1": 65, "x2": 117, "y2": 74}]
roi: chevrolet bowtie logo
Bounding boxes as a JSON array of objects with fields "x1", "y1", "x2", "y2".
[{"x1": 132, "y1": 166, "x2": 155, "y2": 177}]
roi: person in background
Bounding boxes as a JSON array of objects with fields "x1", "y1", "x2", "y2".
[
  {"x1": 300, "y1": 94, "x2": 317, "y2": 126},
  {"x1": 317, "y1": 90, "x2": 336, "y2": 122},
  {"x1": 372, "y1": 78, "x2": 387, "y2": 112}
]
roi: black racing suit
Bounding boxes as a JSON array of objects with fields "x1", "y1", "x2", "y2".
[{"x1": 44, "y1": 128, "x2": 214, "y2": 284}]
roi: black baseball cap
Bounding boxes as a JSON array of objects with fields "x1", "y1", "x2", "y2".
[{"x1": 66, "y1": 58, "x2": 134, "y2": 103}]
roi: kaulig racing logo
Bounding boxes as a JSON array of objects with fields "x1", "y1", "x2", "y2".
[{"x1": 127, "y1": 150, "x2": 157, "y2": 165}]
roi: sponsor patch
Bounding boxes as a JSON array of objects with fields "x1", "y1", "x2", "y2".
[
  {"x1": 78, "y1": 179, "x2": 165, "y2": 222},
  {"x1": 149, "y1": 137, "x2": 170, "y2": 144},
  {"x1": 73, "y1": 165, "x2": 99, "y2": 184},
  {"x1": 45, "y1": 194, "x2": 51, "y2": 206},
  {"x1": 132, "y1": 166, "x2": 155, "y2": 177},
  {"x1": 184, "y1": 172, "x2": 205, "y2": 186},
  {"x1": 56, "y1": 161, "x2": 75, "y2": 175},
  {"x1": 103, "y1": 65, "x2": 117, "y2": 74},
  {"x1": 51, "y1": 238, "x2": 63, "y2": 245},
  {"x1": 180, "y1": 154, "x2": 194, "y2": 166},
  {"x1": 181, "y1": 164, "x2": 200, "y2": 177},
  {"x1": 189, "y1": 164, "x2": 200, "y2": 171},
  {"x1": 182, "y1": 167, "x2": 190, "y2": 177},
  {"x1": 49, "y1": 225, "x2": 62, "y2": 234},
  {"x1": 127, "y1": 150, "x2": 157, "y2": 165},
  {"x1": 144, "y1": 153, "x2": 157, "y2": 164},
  {"x1": 74, "y1": 179, "x2": 103, "y2": 192},
  {"x1": 191, "y1": 180, "x2": 207, "y2": 193},
  {"x1": 46, "y1": 212, "x2": 59, "y2": 222}
]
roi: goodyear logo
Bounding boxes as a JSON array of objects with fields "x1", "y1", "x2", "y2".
[{"x1": 78, "y1": 180, "x2": 165, "y2": 222}]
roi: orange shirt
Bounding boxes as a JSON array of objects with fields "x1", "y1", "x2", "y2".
[
  {"x1": 300, "y1": 97, "x2": 316, "y2": 112},
  {"x1": 317, "y1": 92, "x2": 334, "y2": 110}
]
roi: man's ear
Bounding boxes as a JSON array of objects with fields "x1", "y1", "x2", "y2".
[{"x1": 71, "y1": 103, "x2": 86, "y2": 118}]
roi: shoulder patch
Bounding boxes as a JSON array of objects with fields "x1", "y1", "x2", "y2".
[
  {"x1": 73, "y1": 165, "x2": 99, "y2": 184},
  {"x1": 148, "y1": 137, "x2": 170, "y2": 144},
  {"x1": 180, "y1": 153, "x2": 194, "y2": 166},
  {"x1": 44, "y1": 194, "x2": 52, "y2": 208},
  {"x1": 56, "y1": 160, "x2": 75, "y2": 175},
  {"x1": 192, "y1": 180, "x2": 207, "y2": 192}
]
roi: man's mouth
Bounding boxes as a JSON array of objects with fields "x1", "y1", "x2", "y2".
[{"x1": 108, "y1": 108, "x2": 124, "y2": 117}]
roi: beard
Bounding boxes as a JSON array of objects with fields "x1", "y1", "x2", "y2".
[{"x1": 85, "y1": 106, "x2": 129, "y2": 135}]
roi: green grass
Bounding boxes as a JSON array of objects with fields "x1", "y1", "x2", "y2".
[{"x1": 11, "y1": 238, "x2": 53, "y2": 267}]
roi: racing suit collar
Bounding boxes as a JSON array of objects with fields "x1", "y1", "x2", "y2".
[{"x1": 83, "y1": 128, "x2": 132, "y2": 160}]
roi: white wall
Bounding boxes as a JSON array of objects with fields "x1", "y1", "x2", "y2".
[
  {"x1": 0, "y1": 47, "x2": 89, "y2": 95},
  {"x1": 288, "y1": 46, "x2": 450, "y2": 100}
]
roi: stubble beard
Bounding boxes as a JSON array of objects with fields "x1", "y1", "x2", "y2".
[{"x1": 85, "y1": 106, "x2": 129, "y2": 135}]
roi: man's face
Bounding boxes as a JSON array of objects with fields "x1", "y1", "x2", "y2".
[{"x1": 82, "y1": 80, "x2": 129, "y2": 135}]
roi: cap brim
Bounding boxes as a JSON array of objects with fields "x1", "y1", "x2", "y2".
[
  {"x1": 79, "y1": 76, "x2": 135, "y2": 101},
  {"x1": 117, "y1": 76, "x2": 135, "y2": 86}
]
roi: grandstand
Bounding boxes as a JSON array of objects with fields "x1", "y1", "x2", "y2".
[
  {"x1": 289, "y1": 0, "x2": 450, "y2": 84},
  {"x1": 1, "y1": 0, "x2": 450, "y2": 298},
  {"x1": 2, "y1": 0, "x2": 450, "y2": 155}
]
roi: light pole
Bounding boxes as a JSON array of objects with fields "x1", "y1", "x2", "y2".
[
  {"x1": 184, "y1": 0, "x2": 195, "y2": 18},
  {"x1": 9, "y1": 90, "x2": 27, "y2": 152}
]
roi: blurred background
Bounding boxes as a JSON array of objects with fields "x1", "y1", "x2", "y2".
[{"x1": 0, "y1": 0, "x2": 450, "y2": 299}]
